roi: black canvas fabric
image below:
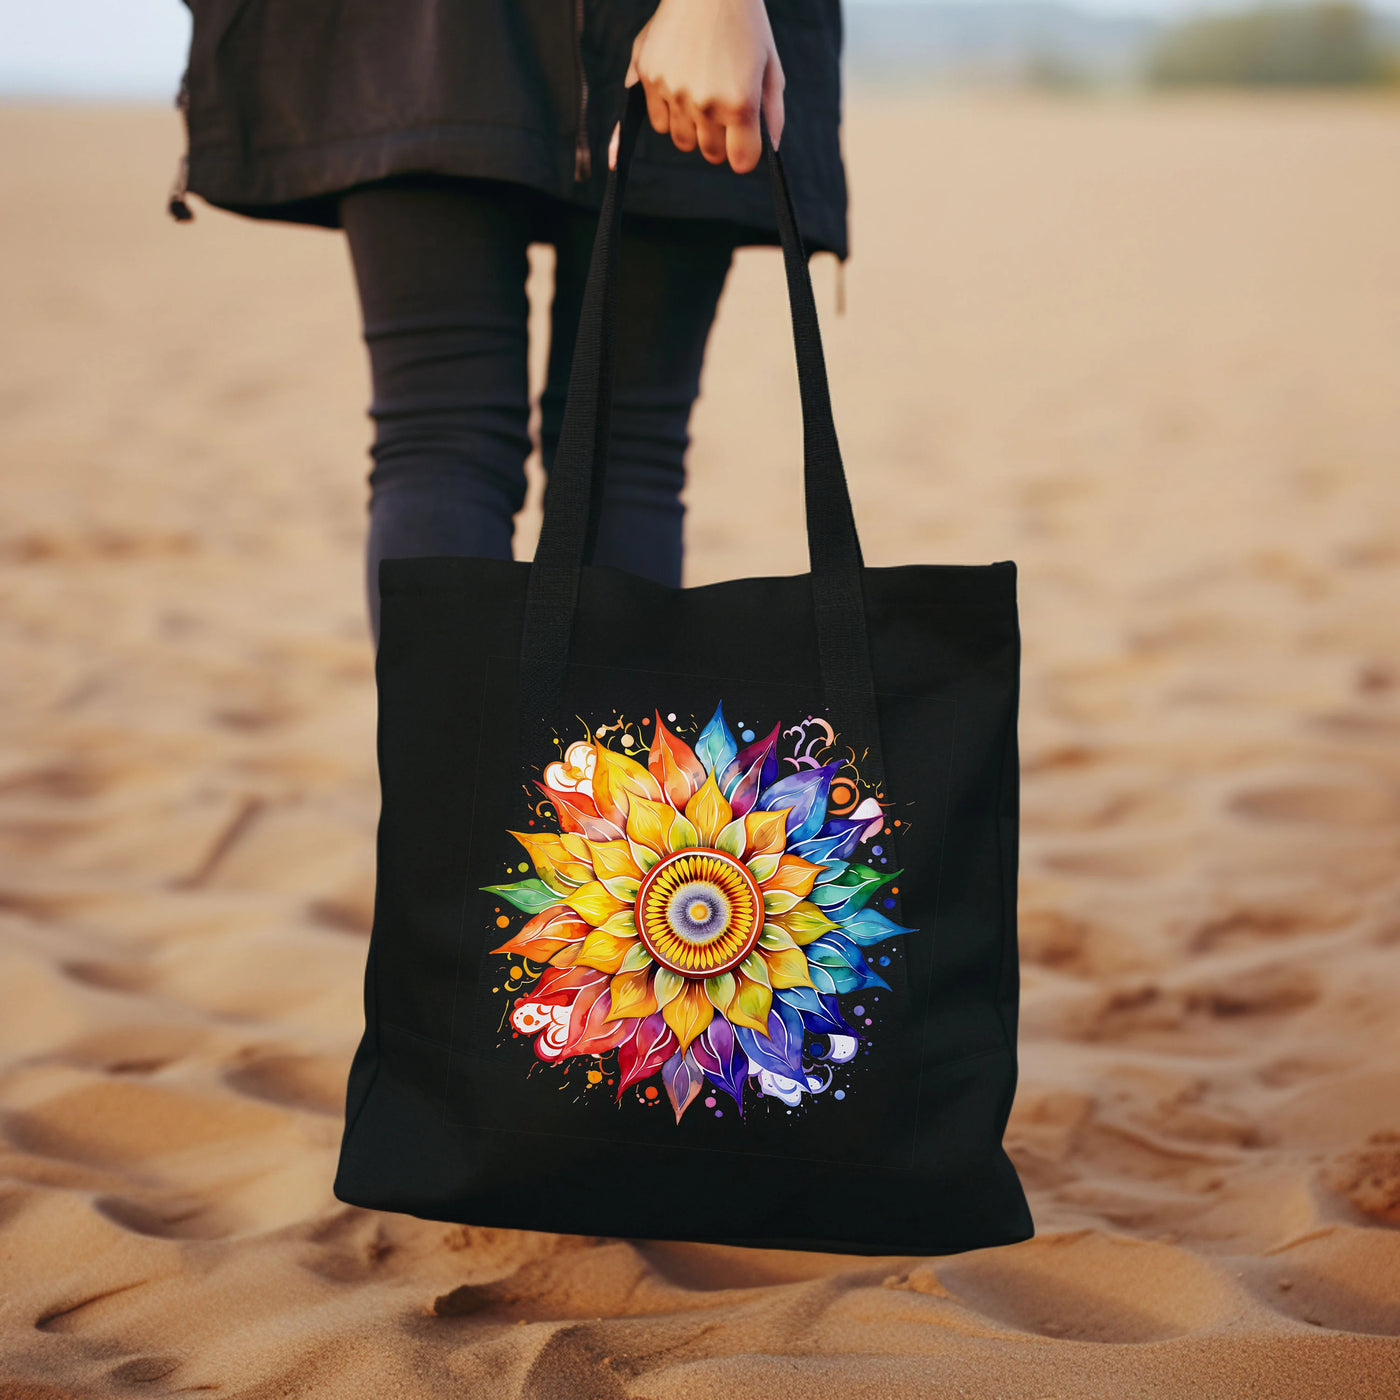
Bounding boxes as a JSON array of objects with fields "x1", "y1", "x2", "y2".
[
  {"x1": 333, "y1": 89, "x2": 1033, "y2": 1255},
  {"x1": 177, "y1": 0, "x2": 848, "y2": 258}
]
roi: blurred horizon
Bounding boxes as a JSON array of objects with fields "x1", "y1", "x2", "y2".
[{"x1": 4, "y1": 0, "x2": 1400, "y2": 100}]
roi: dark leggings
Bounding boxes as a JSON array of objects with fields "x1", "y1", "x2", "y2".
[{"x1": 339, "y1": 177, "x2": 736, "y2": 638}]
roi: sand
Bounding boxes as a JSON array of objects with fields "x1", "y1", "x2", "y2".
[{"x1": 1, "y1": 92, "x2": 1398, "y2": 1397}]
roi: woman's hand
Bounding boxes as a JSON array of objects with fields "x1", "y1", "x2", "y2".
[{"x1": 610, "y1": 0, "x2": 784, "y2": 174}]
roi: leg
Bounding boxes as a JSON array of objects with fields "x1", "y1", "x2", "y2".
[
  {"x1": 539, "y1": 211, "x2": 736, "y2": 588},
  {"x1": 339, "y1": 177, "x2": 535, "y2": 639}
]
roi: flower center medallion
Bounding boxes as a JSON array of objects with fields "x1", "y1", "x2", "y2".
[{"x1": 636, "y1": 849, "x2": 762, "y2": 977}]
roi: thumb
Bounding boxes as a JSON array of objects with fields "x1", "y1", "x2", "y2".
[
  {"x1": 761, "y1": 54, "x2": 785, "y2": 150},
  {"x1": 626, "y1": 27, "x2": 646, "y2": 87}
]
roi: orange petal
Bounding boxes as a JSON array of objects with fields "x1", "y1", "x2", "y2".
[
  {"x1": 761, "y1": 944, "x2": 815, "y2": 990},
  {"x1": 743, "y1": 807, "x2": 790, "y2": 860},
  {"x1": 593, "y1": 744, "x2": 665, "y2": 825},
  {"x1": 648, "y1": 711, "x2": 705, "y2": 810},
  {"x1": 684, "y1": 770, "x2": 733, "y2": 847},
  {"x1": 606, "y1": 966, "x2": 659, "y2": 1021},
  {"x1": 491, "y1": 907, "x2": 589, "y2": 962},
  {"x1": 760, "y1": 853, "x2": 823, "y2": 900},
  {"x1": 660, "y1": 979, "x2": 715, "y2": 1055}
]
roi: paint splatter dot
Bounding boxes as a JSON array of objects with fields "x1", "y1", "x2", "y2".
[
  {"x1": 880, "y1": 956, "x2": 890, "y2": 967},
  {"x1": 884, "y1": 826, "x2": 891, "y2": 835},
  {"x1": 492, "y1": 987, "x2": 499, "y2": 994},
  {"x1": 518, "y1": 861, "x2": 529, "y2": 871},
  {"x1": 595, "y1": 726, "x2": 607, "y2": 737},
  {"x1": 704, "y1": 1096, "x2": 716, "y2": 1108},
  {"x1": 667, "y1": 712, "x2": 677, "y2": 721},
  {"x1": 893, "y1": 819, "x2": 902, "y2": 827},
  {"x1": 834, "y1": 1089, "x2": 846, "y2": 1101},
  {"x1": 642, "y1": 717, "x2": 650, "y2": 725},
  {"x1": 872, "y1": 846, "x2": 882, "y2": 856},
  {"x1": 883, "y1": 897, "x2": 896, "y2": 909},
  {"x1": 587, "y1": 1070, "x2": 603, "y2": 1085},
  {"x1": 715, "y1": 1110, "x2": 723, "y2": 1118},
  {"x1": 622, "y1": 734, "x2": 635, "y2": 748},
  {"x1": 644, "y1": 1086, "x2": 658, "y2": 1100},
  {"x1": 527, "y1": 819, "x2": 535, "y2": 826},
  {"x1": 741, "y1": 729, "x2": 755, "y2": 742},
  {"x1": 891, "y1": 887, "x2": 899, "y2": 895},
  {"x1": 853, "y1": 1005, "x2": 865, "y2": 1017},
  {"x1": 496, "y1": 914, "x2": 510, "y2": 928},
  {"x1": 510, "y1": 965, "x2": 523, "y2": 979},
  {"x1": 865, "y1": 1017, "x2": 873, "y2": 1025}
]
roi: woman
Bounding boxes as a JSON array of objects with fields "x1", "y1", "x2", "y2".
[{"x1": 175, "y1": 0, "x2": 847, "y2": 637}]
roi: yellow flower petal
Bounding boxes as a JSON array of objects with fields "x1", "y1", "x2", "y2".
[
  {"x1": 599, "y1": 873, "x2": 641, "y2": 902},
  {"x1": 743, "y1": 807, "x2": 790, "y2": 860},
  {"x1": 587, "y1": 839, "x2": 641, "y2": 883},
  {"x1": 729, "y1": 962, "x2": 773, "y2": 1035},
  {"x1": 661, "y1": 979, "x2": 715, "y2": 1054},
  {"x1": 665, "y1": 811, "x2": 699, "y2": 853},
  {"x1": 704, "y1": 971, "x2": 737, "y2": 1016},
  {"x1": 629, "y1": 838, "x2": 660, "y2": 874},
  {"x1": 715, "y1": 817, "x2": 746, "y2": 859},
  {"x1": 619, "y1": 940, "x2": 654, "y2": 974},
  {"x1": 760, "y1": 853, "x2": 823, "y2": 900},
  {"x1": 684, "y1": 770, "x2": 733, "y2": 847},
  {"x1": 565, "y1": 881, "x2": 628, "y2": 927},
  {"x1": 762, "y1": 944, "x2": 815, "y2": 990},
  {"x1": 652, "y1": 965, "x2": 685, "y2": 1008},
  {"x1": 625, "y1": 795, "x2": 675, "y2": 855},
  {"x1": 746, "y1": 853, "x2": 781, "y2": 884},
  {"x1": 763, "y1": 887, "x2": 802, "y2": 916},
  {"x1": 509, "y1": 830, "x2": 592, "y2": 893},
  {"x1": 572, "y1": 923, "x2": 638, "y2": 974},
  {"x1": 764, "y1": 900, "x2": 836, "y2": 945},
  {"x1": 606, "y1": 966, "x2": 659, "y2": 1020}
]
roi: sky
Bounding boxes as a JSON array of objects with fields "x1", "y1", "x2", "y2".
[{"x1": 0, "y1": 0, "x2": 1392, "y2": 99}]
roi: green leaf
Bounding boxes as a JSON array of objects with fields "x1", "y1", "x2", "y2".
[
  {"x1": 808, "y1": 864, "x2": 900, "y2": 920},
  {"x1": 480, "y1": 878, "x2": 561, "y2": 916}
]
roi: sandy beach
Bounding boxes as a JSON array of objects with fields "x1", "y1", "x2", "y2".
[{"x1": 1, "y1": 92, "x2": 1398, "y2": 1396}]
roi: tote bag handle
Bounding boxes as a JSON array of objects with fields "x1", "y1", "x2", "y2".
[{"x1": 521, "y1": 84, "x2": 886, "y2": 793}]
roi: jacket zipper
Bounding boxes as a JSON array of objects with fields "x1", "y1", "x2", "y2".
[
  {"x1": 572, "y1": 0, "x2": 592, "y2": 182},
  {"x1": 167, "y1": 72, "x2": 194, "y2": 221}
]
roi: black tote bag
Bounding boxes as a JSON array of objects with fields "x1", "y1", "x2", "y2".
[{"x1": 334, "y1": 89, "x2": 1033, "y2": 1256}]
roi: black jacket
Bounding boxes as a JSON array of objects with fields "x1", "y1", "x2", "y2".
[{"x1": 179, "y1": 0, "x2": 848, "y2": 257}]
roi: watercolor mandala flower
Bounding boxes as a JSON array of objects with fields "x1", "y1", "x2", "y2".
[{"x1": 483, "y1": 705, "x2": 914, "y2": 1121}]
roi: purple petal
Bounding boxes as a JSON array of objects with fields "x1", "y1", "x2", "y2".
[
  {"x1": 757, "y1": 762, "x2": 841, "y2": 845},
  {"x1": 691, "y1": 1016, "x2": 748, "y2": 1113},
  {"x1": 719, "y1": 723, "x2": 781, "y2": 817},
  {"x1": 662, "y1": 1046, "x2": 705, "y2": 1123}
]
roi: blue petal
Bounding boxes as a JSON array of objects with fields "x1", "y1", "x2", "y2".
[
  {"x1": 775, "y1": 985, "x2": 856, "y2": 1038},
  {"x1": 840, "y1": 907, "x2": 915, "y2": 947},
  {"x1": 805, "y1": 933, "x2": 891, "y2": 993},
  {"x1": 790, "y1": 818, "x2": 866, "y2": 866},
  {"x1": 695, "y1": 702, "x2": 738, "y2": 781}
]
